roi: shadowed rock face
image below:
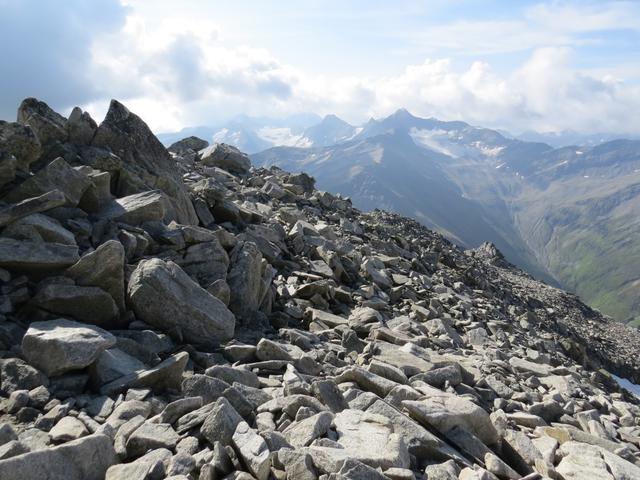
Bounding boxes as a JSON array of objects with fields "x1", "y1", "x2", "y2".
[
  {"x1": 92, "y1": 99, "x2": 199, "y2": 226},
  {"x1": 0, "y1": 97, "x2": 640, "y2": 480}
]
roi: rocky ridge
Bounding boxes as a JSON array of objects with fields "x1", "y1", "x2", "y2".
[{"x1": 0, "y1": 98, "x2": 639, "y2": 479}]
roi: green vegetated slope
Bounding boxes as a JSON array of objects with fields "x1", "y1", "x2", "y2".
[
  {"x1": 504, "y1": 141, "x2": 640, "y2": 326},
  {"x1": 517, "y1": 180, "x2": 640, "y2": 326}
]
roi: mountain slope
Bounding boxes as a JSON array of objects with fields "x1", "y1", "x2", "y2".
[
  {"x1": 4, "y1": 98, "x2": 640, "y2": 479},
  {"x1": 252, "y1": 109, "x2": 640, "y2": 325},
  {"x1": 253, "y1": 130, "x2": 554, "y2": 284}
]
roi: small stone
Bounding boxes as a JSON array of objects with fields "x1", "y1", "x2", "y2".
[
  {"x1": 49, "y1": 416, "x2": 89, "y2": 443},
  {"x1": 126, "y1": 423, "x2": 180, "y2": 458}
]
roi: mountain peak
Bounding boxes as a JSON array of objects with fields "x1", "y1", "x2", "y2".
[
  {"x1": 389, "y1": 107, "x2": 416, "y2": 120},
  {"x1": 320, "y1": 113, "x2": 350, "y2": 126}
]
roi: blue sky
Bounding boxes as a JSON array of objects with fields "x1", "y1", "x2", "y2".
[{"x1": 1, "y1": 0, "x2": 639, "y2": 134}]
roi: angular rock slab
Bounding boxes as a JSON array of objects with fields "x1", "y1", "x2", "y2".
[
  {"x1": 200, "y1": 143, "x2": 251, "y2": 175},
  {"x1": 17, "y1": 97, "x2": 68, "y2": 146},
  {"x1": 4, "y1": 157, "x2": 90, "y2": 206},
  {"x1": 31, "y1": 284, "x2": 119, "y2": 327},
  {"x1": 0, "y1": 238, "x2": 78, "y2": 272},
  {"x1": 0, "y1": 433, "x2": 116, "y2": 480},
  {"x1": 0, "y1": 120, "x2": 41, "y2": 171},
  {"x1": 66, "y1": 239, "x2": 126, "y2": 313},
  {"x1": 0, "y1": 190, "x2": 66, "y2": 228},
  {"x1": 92, "y1": 99, "x2": 198, "y2": 225},
  {"x1": 99, "y1": 351, "x2": 189, "y2": 396},
  {"x1": 128, "y1": 258, "x2": 235, "y2": 347},
  {"x1": 232, "y1": 421, "x2": 271, "y2": 480},
  {"x1": 22, "y1": 319, "x2": 116, "y2": 376},
  {"x1": 0, "y1": 358, "x2": 49, "y2": 394},
  {"x1": 98, "y1": 190, "x2": 168, "y2": 226},
  {"x1": 403, "y1": 392, "x2": 500, "y2": 446}
]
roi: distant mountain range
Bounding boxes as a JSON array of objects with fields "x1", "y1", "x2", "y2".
[
  {"x1": 161, "y1": 110, "x2": 640, "y2": 326},
  {"x1": 157, "y1": 112, "x2": 362, "y2": 154}
]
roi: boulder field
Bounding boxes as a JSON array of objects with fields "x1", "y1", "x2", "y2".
[{"x1": 0, "y1": 98, "x2": 639, "y2": 479}]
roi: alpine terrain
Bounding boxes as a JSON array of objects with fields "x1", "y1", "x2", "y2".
[
  {"x1": 248, "y1": 109, "x2": 640, "y2": 327},
  {"x1": 1, "y1": 98, "x2": 640, "y2": 480}
]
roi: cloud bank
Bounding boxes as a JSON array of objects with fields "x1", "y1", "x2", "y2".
[{"x1": 0, "y1": 0, "x2": 639, "y2": 135}]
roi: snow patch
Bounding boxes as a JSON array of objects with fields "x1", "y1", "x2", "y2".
[
  {"x1": 349, "y1": 165, "x2": 364, "y2": 178},
  {"x1": 257, "y1": 127, "x2": 313, "y2": 148},
  {"x1": 213, "y1": 128, "x2": 242, "y2": 144},
  {"x1": 369, "y1": 146, "x2": 384, "y2": 164},
  {"x1": 409, "y1": 128, "x2": 459, "y2": 157},
  {"x1": 471, "y1": 141, "x2": 505, "y2": 157},
  {"x1": 613, "y1": 374, "x2": 640, "y2": 398}
]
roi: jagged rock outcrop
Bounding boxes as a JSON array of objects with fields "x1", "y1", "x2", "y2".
[
  {"x1": 0, "y1": 98, "x2": 639, "y2": 480},
  {"x1": 91, "y1": 99, "x2": 199, "y2": 225}
]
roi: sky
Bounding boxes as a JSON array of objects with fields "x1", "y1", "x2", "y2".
[{"x1": 1, "y1": 0, "x2": 639, "y2": 135}]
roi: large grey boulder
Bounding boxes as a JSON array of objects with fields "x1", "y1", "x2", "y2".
[
  {"x1": 66, "y1": 240, "x2": 126, "y2": 313},
  {"x1": 91, "y1": 99, "x2": 198, "y2": 225},
  {"x1": 127, "y1": 259, "x2": 235, "y2": 347},
  {"x1": 4, "y1": 157, "x2": 91, "y2": 206},
  {"x1": 332, "y1": 409, "x2": 410, "y2": 470},
  {"x1": 105, "y1": 448, "x2": 171, "y2": 480},
  {"x1": 22, "y1": 319, "x2": 116, "y2": 376},
  {"x1": 126, "y1": 423, "x2": 179, "y2": 458},
  {"x1": 168, "y1": 136, "x2": 209, "y2": 154},
  {"x1": 17, "y1": 97, "x2": 68, "y2": 146},
  {"x1": 200, "y1": 143, "x2": 251, "y2": 175},
  {"x1": 49, "y1": 416, "x2": 89, "y2": 443},
  {"x1": 283, "y1": 411, "x2": 334, "y2": 448},
  {"x1": 0, "y1": 238, "x2": 78, "y2": 271},
  {"x1": 88, "y1": 348, "x2": 146, "y2": 387},
  {"x1": 0, "y1": 120, "x2": 41, "y2": 171},
  {"x1": 178, "y1": 239, "x2": 229, "y2": 287},
  {"x1": 0, "y1": 433, "x2": 116, "y2": 480},
  {"x1": 556, "y1": 441, "x2": 615, "y2": 480},
  {"x1": 227, "y1": 241, "x2": 265, "y2": 319}
]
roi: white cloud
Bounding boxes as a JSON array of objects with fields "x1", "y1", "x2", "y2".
[
  {"x1": 406, "y1": 1, "x2": 640, "y2": 56},
  {"x1": 1, "y1": 0, "x2": 639, "y2": 136},
  {"x1": 359, "y1": 47, "x2": 640, "y2": 135}
]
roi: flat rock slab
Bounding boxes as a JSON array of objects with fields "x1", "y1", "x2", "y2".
[
  {"x1": 22, "y1": 319, "x2": 116, "y2": 376},
  {"x1": 98, "y1": 190, "x2": 168, "y2": 225},
  {"x1": 333, "y1": 409, "x2": 410, "y2": 470},
  {"x1": 0, "y1": 433, "x2": 116, "y2": 480},
  {"x1": 0, "y1": 238, "x2": 78, "y2": 271},
  {"x1": 0, "y1": 190, "x2": 66, "y2": 228},
  {"x1": 403, "y1": 390, "x2": 499, "y2": 446}
]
